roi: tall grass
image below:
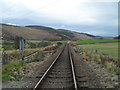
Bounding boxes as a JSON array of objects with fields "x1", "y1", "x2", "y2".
[
  {"x1": 87, "y1": 51, "x2": 119, "y2": 75},
  {"x1": 6, "y1": 48, "x2": 40, "y2": 59},
  {"x1": 78, "y1": 46, "x2": 119, "y2": 75}
]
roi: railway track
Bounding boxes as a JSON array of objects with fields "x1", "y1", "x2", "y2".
[
  {"x1": 33, "y1": 44, "x2": 102, "y2": 89},
  {"x1": 33, "y1": 44, "x2": 78, "y2": 89}
]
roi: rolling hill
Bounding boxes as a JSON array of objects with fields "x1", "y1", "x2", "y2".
[
  {"x1": 1, "y1": 24, "x2": 113, "y2": 41},
  {"x1": 2, "y1": 24, "x2": 59, "y2": 40}
]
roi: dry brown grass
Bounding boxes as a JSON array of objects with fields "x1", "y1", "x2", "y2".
[
  {"x1": 6, "y1": 48, "x2": 40, "y2": 59},
  {"x1": 86, "y1": 50, "x2": 119, "y2": 75},
  {"x1": 70, "y1": 43, "x2": 77, "y2": 47},
  {"x1": 43, "y1": 44, "x2": 58, "y2": 51}
]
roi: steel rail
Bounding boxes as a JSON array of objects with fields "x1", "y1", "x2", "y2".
[
  {"x1": 69, "y1": 46, "x2": 78, "y2": 89},
  {"x1": 33, "y1": 46, "x2": 65, "y2": 90},
  {"x1": 33, "y1": 44, "x2": 78, "y2": 89}
]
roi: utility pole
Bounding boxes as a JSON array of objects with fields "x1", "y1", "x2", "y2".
[{"x1": 20, "y1": 39, "x2": 24, "y2": 61}]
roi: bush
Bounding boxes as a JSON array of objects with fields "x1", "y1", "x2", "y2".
[
  {"x1": 27, "y1": 41, "x2": 51, "y2": 48},
  {"x1": 2, "y1": 74, "x2": 11, "y2": 82},
  {"x1": 116, "y1": 67, "x2": 120, "y2": 75},
  {"x1": 25, "y1": 44, "x2": 30, "y2": 49},
  {"x1": 32, "y1": 51, "x2": 45, "y2": 62},
  {"x1": 2, "y1": 45, "x2": 15, "y2": 50}
]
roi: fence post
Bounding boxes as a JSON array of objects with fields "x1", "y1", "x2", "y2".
[
  {"x1": 1, "y1": 48, "x2": 6, "y2": 64},
  {"x1": 83, "y1": 50, "x2": 86, "y2": 59}
]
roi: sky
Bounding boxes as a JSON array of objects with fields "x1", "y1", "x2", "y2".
[{"x1": 0, "y1": 0, "x2": 119, "y2": 37}]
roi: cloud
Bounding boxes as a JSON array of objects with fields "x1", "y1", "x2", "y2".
[
  {"x1": 61, "y1": 25, "x2": 65, "y2": 28},
  {"x1": 1, "y1": 0, "x2": 118, "y2": 36},
  {"x1": 1, "y1": 0, "x2": 117, "y2": 26},
  {"x1": 6, "y1": 23, "x2": 17, "y2": 26},
  {"x1": 2, "y1": 0, "x2": 117, "y2": 25},
  {"x1": 39, "y1": 1, "x2": 98, "y2": 25}
]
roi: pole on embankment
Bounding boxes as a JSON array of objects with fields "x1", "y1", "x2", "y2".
[{"x1": 20, "y1": 39, "x2": 24, "y2": 61}]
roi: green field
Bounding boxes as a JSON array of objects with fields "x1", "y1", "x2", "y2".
[
  {"x1": 26, "y1": 40, "x2": 43, "y2": 43},
  {"x1": 0, "y1": 45, "x2": 2, "y2": 49},
  {"x1": 2, "y1": 40, "x2": 14, "y2": 43},
  {"x1": 78, "y1": 42, "x2": 118, "y2": 59},
  {"x1": 50, "y1": 41, "x2": 68, "y2": 45},
  {"x1": 76, "y1": 39, "x2": 119, "y2": 44}
]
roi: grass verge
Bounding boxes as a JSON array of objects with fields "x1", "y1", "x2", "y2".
[
  {"x1": 2, "y1": 50, "x2": 48, "y2": 82},
  {"x1": 2, "y1": 61, "x2": 24, "y2": 82}
]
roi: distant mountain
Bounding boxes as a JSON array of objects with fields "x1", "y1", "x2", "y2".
[
  {"x1": 1, "y1": 24, "x2": 114, "y2": 41},
  {"x1": 114, "y1": 35, "x2": 120, "y2": 39},
  {"x1": 26, "y1": 25, "x2": 103, "y2": 40}
]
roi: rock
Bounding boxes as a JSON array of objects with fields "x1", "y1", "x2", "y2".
[
  {"x1": 14, "y1": 72, "x2": 18, "y2": 75},
  {"x1": 114, "y1": 82, "x2": 118, "y2": 86},
  {"x1": 10, "y1": 76, "x2": 15, "y2": 80},
  {"x1": 111, "y1": 76, "x2": 118, "y2": 81}
]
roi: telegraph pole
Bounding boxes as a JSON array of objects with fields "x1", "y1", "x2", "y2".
[{"x1": 20, "y1": 39, "x2": 24, "y2": 61}]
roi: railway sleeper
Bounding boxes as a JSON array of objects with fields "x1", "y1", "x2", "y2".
[
  {"x1": 40, "y1": 82, "x2": 73, "y2": 88},
  {"x1": 77, "y1": 83, "x2": 89, "y2": 88},
  {"x1": 76, "y1": 75, "x2": 86, "y2": 78},
  {"x1": 49, "y1": 72, "x2": 72, "y2": 76},
  {"x1": 50, "y1": 70, "x2": 71, "y2": 72},
  {"x1": 47, "y1": 75, "x2": 72, "y2": 78},
  {"x1": 44, "y1": 80, "x2": 73, "y2": 83},
  {"x1": 50, "y1": 71, "x2": 71, "y2": 74},
  {"x1": 77, "y1": 78, "x2": 87, "y2": 82}
]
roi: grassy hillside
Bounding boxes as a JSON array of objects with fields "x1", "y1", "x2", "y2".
[
  {"x1": 2, "y1": 24, "x2": 114, "y2": 41},
  {"x1": 2, "y1": 24, "x2": 60, "y2": 40},
  {"x1": 26, "y1": 26, "x2": 75, "y2": 40}
]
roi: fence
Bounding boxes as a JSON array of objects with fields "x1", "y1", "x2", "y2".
[{"x1": 2, "y1": 51, "x2": 39, "y2": 64}]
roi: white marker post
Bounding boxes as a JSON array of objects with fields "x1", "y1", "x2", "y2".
[{"x1": 20, "y1": 39, "x2": 24, "y2": 61}]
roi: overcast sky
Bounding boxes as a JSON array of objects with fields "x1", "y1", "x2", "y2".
[{"x1": 0, "y1": 0, "x2": 119, "y2": 36}]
